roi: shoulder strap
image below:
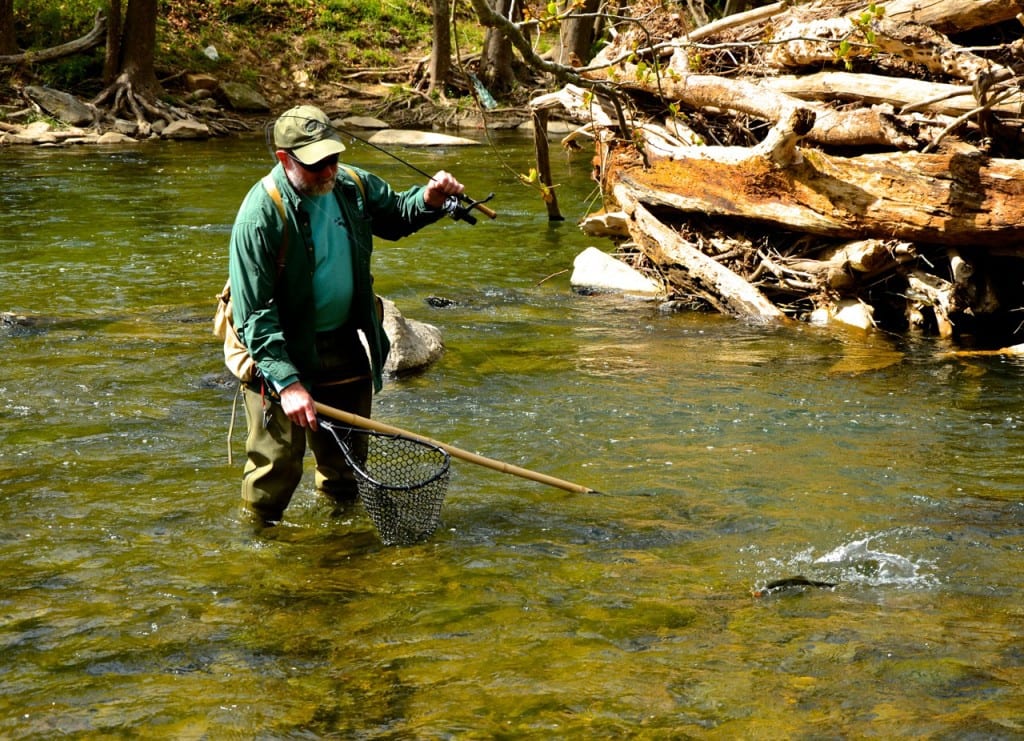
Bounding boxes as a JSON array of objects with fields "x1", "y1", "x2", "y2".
[
  {"x1": 340, "y1": 165, "x2": 366, "y2": 203},
  {"x1": 260, "y1": 174, "x2": 289, "y2": 276}
]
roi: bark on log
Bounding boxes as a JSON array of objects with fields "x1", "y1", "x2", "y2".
[
  {"x1": 757, "y1": 72, "x2": 1024, "y2": 118},
  {"x1": 606, "y1": 133, "x2": 1024, "y2": 249},
  {"x1": 881, "y1": 0, "x2": 1024, "y2": 34},
  {"x1": 617, "y1": 70, "x2": 927, "y2": 150},
  {"x1": 766, "y1": 16, "x2": 1014, "y2": 83}
]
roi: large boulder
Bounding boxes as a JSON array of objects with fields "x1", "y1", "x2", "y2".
[
  {"x1": 381, "y1": 298, "x2": 444, "y2": 374},
  {"x1": 367, "y1": 129, "x2": 479, "y2": 147},
  {"x1": 23, "y1": 85, "x2": 94, "y2": 126},
  {"x1": 570, "y1": 247, "x2": 662, "y2": 298},
  {"x1": 219, "y1": 82, "x2": 270, "y2": 112}
]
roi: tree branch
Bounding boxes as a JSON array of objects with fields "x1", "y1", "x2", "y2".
[{"x1": 0, "y1": 10, "x2": 106, "y2": 66}]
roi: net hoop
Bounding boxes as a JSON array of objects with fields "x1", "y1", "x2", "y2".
[{"x1": 320, "y1": 418, "x2": 451, "y2": 545}]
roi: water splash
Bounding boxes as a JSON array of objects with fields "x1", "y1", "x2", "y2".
[
  {"x1": 748, "y1": 530, "x2": 938, "y2": 594},
  {"x1": 812, "y1": 533, "x2": 935, "y2": 588}
]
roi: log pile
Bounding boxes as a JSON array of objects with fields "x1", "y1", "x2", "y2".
[{"x1": 533, "y1": 0, "x2": 1024, "y2": 347}]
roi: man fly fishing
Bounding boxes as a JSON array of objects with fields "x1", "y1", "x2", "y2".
[{"x1": 228, "y1": 104, "x2": 465, "y2": 525}]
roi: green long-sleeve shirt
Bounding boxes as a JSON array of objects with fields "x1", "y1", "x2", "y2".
[{"x1": 228, "y1": 162, "x2": 444, "y2": 393}]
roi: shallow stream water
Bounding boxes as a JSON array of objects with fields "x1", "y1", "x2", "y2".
[{"x1": 2, "y1": 132, "x2": 1023, "y2": 737}]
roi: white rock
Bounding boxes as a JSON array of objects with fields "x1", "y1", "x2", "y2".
[
  {"x1": 570, "y1": 247, "x2": 662, "y2": 298},
  {"x1": 812, "y1": 299, "x2": 875, "y2": 330},
  {"x1": 367, "y1": 129, "x2": 479, "y2": 147},
  {"x1": 96, "y1": 131, "x2": 138, "y2": 145},
  {"x1": 161, "y1": 119, "x2": 211, "y2": 140}
]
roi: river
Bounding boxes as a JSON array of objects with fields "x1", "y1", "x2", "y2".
[{"x1": 2, "y1": 131, "x2": 1022, "y2": 738}]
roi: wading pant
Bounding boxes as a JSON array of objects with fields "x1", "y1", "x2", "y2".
[{"x1": 240, "y1": 326, "x2": 373, "y2": 523}]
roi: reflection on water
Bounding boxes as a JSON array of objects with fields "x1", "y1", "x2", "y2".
[{"x1": 2, "y1": 136, "x2": 1024, "y2": 737}]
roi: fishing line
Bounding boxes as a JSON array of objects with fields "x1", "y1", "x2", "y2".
[{"x1": 264, "y1": 115, "x2": 497, "y2": 225}]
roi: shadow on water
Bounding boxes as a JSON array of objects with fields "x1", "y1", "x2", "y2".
[{"x1": 2, "y1": 134, "x2": 1024, "y2": 737}]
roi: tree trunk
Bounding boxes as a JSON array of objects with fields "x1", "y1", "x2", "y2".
[
  {"x1": 767, "y1": 15, "x2": 1014, "y2": 83},
  {"x1": 617, "y1": 69, "x2": 929, "y2": 150},
  {"x1": 612, "y1": 181, "x2": 786, "y2": 322},
  {"x1": 552, "y1": 0, "x2": 601, "y2": 67},
  {"x1": 478, "y1": 0, "x2": 517, "y2": 94},
  {"x1": 878, "y1": 0, "x2": 1024, "y2": 34},
  {"x1": 117, "y1": 0, "x2": 160, "y2": 97},
  {"x1": 428, "y1": 0, "x2": 452, "y2": 95},
  {"x1": 757, "y1": 72, "x2": 1023, "y2": 119},
  {"x1": 0, "y1": 0, "x2": 16, "y2": 56},
  {"x1": 608, "y1": 135, "x2": 1024, "y2": 249},
  {"x1": 102, "y1": 0, "x2": 122, "y2": 84},
  {"x1": 95, "y1": 0, "x2": 167, "y2": 133}
]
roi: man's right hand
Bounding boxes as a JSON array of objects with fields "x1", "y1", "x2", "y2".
[{"x1": 279, "y1": 381, "x2": 318, "y2": 430}]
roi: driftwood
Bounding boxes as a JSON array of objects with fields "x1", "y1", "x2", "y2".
[
  {"x1": 876, "y1": 0, "x2": 1024, "y2": 34},
  {"x1": 608, "y1": 124, "x2": 1024, "y2": 248},
  {"x1": 611, "y1": 179, "x2": 785, "y2": 322},
  {"x1": 766, "y1": 15, "x2": 1014, "y2": 82},
  {"x1": 757, "y1": 73, "x2": 1023, "y2": 119},
  {"x1": 531, "y1": 0, "x2": 1024, "y2": 348}
]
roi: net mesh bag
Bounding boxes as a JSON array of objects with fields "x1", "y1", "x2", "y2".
[{"x1": 321, "y1": 419, "x2": 451, "y2": 545}]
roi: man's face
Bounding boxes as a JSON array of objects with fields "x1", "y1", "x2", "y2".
[{"x1": 282, "y1": 152, "x2": 339, "y2": 196}]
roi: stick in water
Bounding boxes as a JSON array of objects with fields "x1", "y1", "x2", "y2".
[{"x1": 314, "y1": 402, "x2": 597, "y2": 494}]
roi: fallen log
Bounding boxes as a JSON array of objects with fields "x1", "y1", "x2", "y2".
[
  {"x1": 613, "y1": 70, "x2": 927, "y2": 150},
  {"x1": 766, "y1": 15, "x2": 1014, "y2": 83},
  {"x1": 606, "y1": 124, "x2": 1024, "y2": 249},
  {"x1": 880, "y1": 0, "x2": 1024, "y2": 34},
  {"x1": 757, "y1": 72, "x2": 1024, "y2": 119},
  {"x1": 611, "y1": 181, "x2": 786, "y2": 323}
]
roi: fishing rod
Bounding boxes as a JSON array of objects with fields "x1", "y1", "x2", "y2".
[{"x1": 265, "y1": 115, "x2": 498, "y2": 225}]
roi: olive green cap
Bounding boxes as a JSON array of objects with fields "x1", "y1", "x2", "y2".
[{"x1": 273, "y1": 105, "x2": 345, "y2": 164}]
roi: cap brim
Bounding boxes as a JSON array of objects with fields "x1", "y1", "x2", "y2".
[{"x1": 291, "y1": 137, "x2": 345, "y2": 164}]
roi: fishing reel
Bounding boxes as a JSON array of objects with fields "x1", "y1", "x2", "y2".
[{"x1": 442, "y1": 192, "x2": 497, "y2": 226}]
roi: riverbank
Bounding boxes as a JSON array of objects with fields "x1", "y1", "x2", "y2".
[{"x1": 0, "y1": 1, "x2": 550, "y2": 144}]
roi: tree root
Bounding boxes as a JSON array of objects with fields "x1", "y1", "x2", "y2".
[{"x1": 90, "y1": 74, "x2": 251, "y2": 137}]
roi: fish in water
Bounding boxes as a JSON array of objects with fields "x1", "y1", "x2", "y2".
[{"x1": 752, "y1": 576, "x2": 837, "y2": 598}]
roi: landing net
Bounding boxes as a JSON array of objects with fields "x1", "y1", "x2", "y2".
[{"x1": 320, "y1": 418, "x2": 450, "y2": 545}]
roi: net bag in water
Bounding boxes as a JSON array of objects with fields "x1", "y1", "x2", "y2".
[{"x1": 320, "y1": 419, "x2": 451, "y2": 545}]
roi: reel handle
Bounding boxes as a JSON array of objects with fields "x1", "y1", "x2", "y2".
[
  {"x1": 443, "y1": 192, "x2": 497, "y2": 225},
  {"x1": 472, "y1": 200, "x2": 498, "y2": 220}
]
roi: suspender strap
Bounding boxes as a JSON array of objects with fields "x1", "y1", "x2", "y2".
[
  {"x1": 260, "y1": 174, "x2": 289, "y2": 275},
  {"x1": 340, "y1": 165, "x2": 365, "y2": 203}
]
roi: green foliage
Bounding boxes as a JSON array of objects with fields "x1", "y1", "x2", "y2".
[
  {"x1": 837, "y1": 2, "x2": 885, "y2": 70},
  {"x1": 8, "y1": 0, "x2": 496, "y2": 103},
  {"x1": 9, "y1": 0, "x2": 104, "y2": 90},
  {"x1": 12, "y1": 0, "x2": 103, "y2": 49},
  {"x1": 314, "y1": 0, "x2": 430, "y2": 65}
]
